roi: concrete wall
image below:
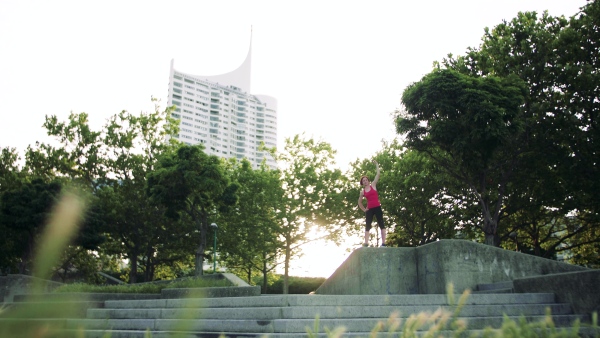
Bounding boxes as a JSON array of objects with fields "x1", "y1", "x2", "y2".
[
  {"x1": 513, "y1": 270, "x2": 600, "y2": 316},
  {"x1": 316, "y1": 239, "x2": 589, "y2": 295},
  {"x1": 416, "y1": 240, "x2": 588, "y2": 294},
  {"x1": 316, "y1": 247, "x2": 419, "y2": 295},
  {"x1": 0, "y1": 274, "x2": 63, "y2": 303}
]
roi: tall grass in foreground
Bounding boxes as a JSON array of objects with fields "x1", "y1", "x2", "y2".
[
  {"x1": 0, "y1": 188, "x2": 89, "y2": 338},
  {"x1": 0, "y1": 190, "x2": 598, "y2": 337}
]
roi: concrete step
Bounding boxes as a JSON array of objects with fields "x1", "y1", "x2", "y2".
[
  {"x1": 6, "y1": 326, "x2": 600, "y2": 338},
  {"x1": 58, "y1": 328, "x2": 600, "y2": 338},
  {"x1": 3, "y1": 301, "x2": 104, "y2": 318},
  {"x1": 2, "y1": 293, "x2": 594, "y2": 337},
  {"x1": 101, "y1": 293, "x2": 558, "y2": 309},
  {"x1": 87, "y1": 303, "x2": 575, "y2": 320},
  {"x1": 472, "y1": 288, "x2": 513, "y2": 294},
  {"x1": 65, "y1": 314, "x2": 588, "y2": 333},
  {"x1": 474, "y1": 280, "x2": 514, "y2": 293},
  {"x1": 12, "y1": 292, "x2": 160, "y2": 302}
]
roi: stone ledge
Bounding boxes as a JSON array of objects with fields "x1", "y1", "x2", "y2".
[
  {"x1": 513, "y1": 269, "x2": 600, "y2": 316},
  {"x1": 161, "y1": 285, "x2": 261, "y2": 299}
]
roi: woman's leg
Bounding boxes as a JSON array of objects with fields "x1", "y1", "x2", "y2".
[{"x1": 364, "y1": 209, "x2": 374, "y2": 246}]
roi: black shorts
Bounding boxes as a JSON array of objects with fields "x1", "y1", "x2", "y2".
[{"x1": 365, "y1": 206, "x2": 385, "y2": 231}]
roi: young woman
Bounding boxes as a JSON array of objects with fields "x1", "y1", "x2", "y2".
[{"x1": 357, "y1": 160, "x2": 386, "y2": 247}]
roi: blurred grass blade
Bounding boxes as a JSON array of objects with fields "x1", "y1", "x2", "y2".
[{"x1": 31, "y1": 188, "x2": 86, "y2": 293}]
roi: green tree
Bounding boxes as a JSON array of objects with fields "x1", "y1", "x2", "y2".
[
  {"x1": 22, "y1": 99, "x2": 182, "y2": 282},
  {"x1": 275, "y1": 134, "x2": 348, "y2": 293},
  {"x1": 346, "y1": 141, "x2": 464, "y2": 247},
  {"x1": 98, "y1": 102, "x2": 187, "y2": 283},
  {"x1": 386, "y1": 144, "x2": 459, "y2": 246},
  {"x1": 0, "y1": 147, "x2": 27, "y2": 272},
  {"x1": 0, "y1": 179, "x2": 62, "y2": 273},
  {"x1": 0, "y1": 147, "x2": 25, "y2": 193},
  {"x1": 438, "y1": 6, "x2": 599, "y2": 256},
  {"x1": 218, "y1": 159, "x2": 282, "y2": 291},
  {"x1": 551, "y1": 1, "x2": 600, "y2": 258},
  {"x1": 25, "y1": 112, "x2": 105, "y2": 188},
  {"x1": 398, "y1": 69, "x2": 527, "y2": 246},
  {"x1": 147, "y1": 145, "x2": 238, "y2": 276}
]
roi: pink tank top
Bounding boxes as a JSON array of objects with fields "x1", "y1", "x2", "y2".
[{"x1": 364, "y1": 186, "x2": 381, "y2": 209}]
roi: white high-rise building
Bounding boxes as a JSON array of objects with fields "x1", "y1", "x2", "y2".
[{"x1": 167, "y1": 41, "x2": 278, "y2": 169}]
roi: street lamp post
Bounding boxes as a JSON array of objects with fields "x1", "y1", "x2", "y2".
[{"x1": 210, "y1": 223, "x2": 218, "y2": 273}]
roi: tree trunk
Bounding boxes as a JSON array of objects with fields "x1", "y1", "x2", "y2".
[
  {"x1": 21, "y1": 232, "x2": 35, "y2": 274},
  {"x1": 483, "y1": 217, "x2": 500, "y2": 246},
  {"x1": 195, "y1": 212, "x2": 207, "y2": 276},
  {"x1": 484, "y1": 233, "x2": 496, "y2": 246},
  {"x1": 283, "y1": 240, "x2": 290, "y2": 294},
  {"x1": 262, "y1": 253, "x2": 268, "y2": 294},
  {"x1": 130, "y1": 255, "x2": 138, "y2": 283}
]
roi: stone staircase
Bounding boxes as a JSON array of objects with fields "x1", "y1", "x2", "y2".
[{"x1": 1, "y1": 285, "x2": 597, "y2": 338}]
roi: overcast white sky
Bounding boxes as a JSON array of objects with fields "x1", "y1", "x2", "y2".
[{"x1": 0, "y1": 0, "x2": 589, "y2": 277}]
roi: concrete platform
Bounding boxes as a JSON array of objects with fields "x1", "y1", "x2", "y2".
[{"x1": 316, "y1": 239, "x2": 589, "y2": 295}]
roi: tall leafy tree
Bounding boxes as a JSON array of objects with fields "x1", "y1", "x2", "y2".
[
  {"x1": 552, "y1": 1, "x2": 600, "y2": 256},
  {"x1": 147, "y1": 145, "x2": 238, "y2": 276},
  {"x1": 437, "y1": 6, "x2": 599, "y2": 256},
  {"x1": 25, "y1": 112, "x2": 105, "y2": 188},
  {"x1": 275, "y1": 134, "x2": 348, "y2": 293},
  {"x1": 218, "y1": 159, "x2": 282, "y2": 291},
  {"x1": 0, "y1": 147, "x2": 25, "y2": 193},
  {"x1": 347, "y1": 140, "x2": 464, "y2": 247},
  {"x1": 386, "y1": 143, "x2": 460, "y2": 246},
  {"x1": 0, "y1": 147, "x2": 27, "y2": 272},
  {"x1": 22, "y1": 99, "x2": 181, "y2": 282},
  {"x1": 398, "y1": 69, "x2": 527, "y2": 245},
  {"x1": 0, "y1": 179, "x2": 61, "y2": 273},
  {"x1": 98, "y1": 102, "x2": 186, "y2": 283}
]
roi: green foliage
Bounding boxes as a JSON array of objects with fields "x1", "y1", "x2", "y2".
[
  {"x1": 96, "y1": 101, "x2": 190, "y2": 283},
  {"x1": 0, "y1": 146, "x2": 25, "y2": 193},
  {"x1": 0, "y1": 179, "x2": 62, "y2": 273},
  {"x1": 398, "y1": 68, "x2": 528, "y2": 246},
  {"x1": 217, "y1": 159, "x2": 282, "y2": 290},
  {"x1": 356, "y1": 143, "x2": 462, "y2": 247},
  {"x1": 252, "y1": 274, "x2": 326, "y2": 294},
  {"x1": 396, "y1": 3, "x2": 600, "y2": 255},
  {"x1": 13, "y1": 99, "x2": 184, "y2": 283},
  {"x1": 147, "y1": 145, "x2": 239, "y2": 276},
  {"x1": 275, "y1": 134, "x2": 350, "y2": 293}
]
